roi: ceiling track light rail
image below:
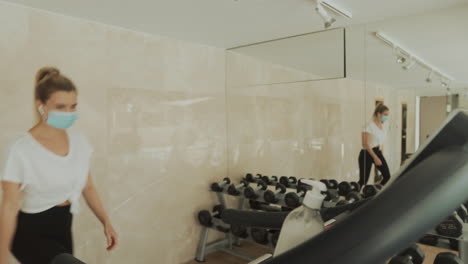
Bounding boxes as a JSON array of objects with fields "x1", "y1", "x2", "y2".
[{"x1": 375, "y1": 31, "x2": 455, "y2": 87}]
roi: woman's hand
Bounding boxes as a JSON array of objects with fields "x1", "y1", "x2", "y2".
[
  {"x1": 104, "y1": 222, "x2": 118, "y2": 251},
  {"x1": 374, "y1": 157, "x2": 383, "y2": 166}
]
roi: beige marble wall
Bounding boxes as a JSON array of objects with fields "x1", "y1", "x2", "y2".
[
  {"x1": 0, "y1": 2, "x2": 419, "y2": 263},
  {"x1": 0, "y1": 2, "x2": 226, "y2": 263}
]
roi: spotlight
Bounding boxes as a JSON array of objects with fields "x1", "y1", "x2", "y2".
[
  {"x1": 402, "y1": 58, "x2": 416, "y2": 70},
  {"x1": 425, "y1": 71, "x2": 433, "y2": 83},
  {"x1": 315, "y1": 2, "x2": 336, "y2": 29},
  {"x1": 441, "y1": 81, "x2": 449, "y2": 88},
  {"x1": 396, "y1": 56, "x2": 406, "y2": 64}
]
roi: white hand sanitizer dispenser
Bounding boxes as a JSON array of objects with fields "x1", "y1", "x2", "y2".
[{"x1": 273, "y1": 179, "x2": 327, "y2": 256}]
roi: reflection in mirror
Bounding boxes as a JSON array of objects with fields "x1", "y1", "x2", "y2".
[
  {"x1": 225, "y1": 25, "x2": 364, "y2": 186},
  {"x1": 364, "y1": 3, "x2": 468, "y2": 190},
  {"x1": 227, "y1": 27, "x2": 346, "y2": 87}
]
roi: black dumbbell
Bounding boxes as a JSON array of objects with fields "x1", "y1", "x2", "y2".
[
  {"x1": 245, "y1": 173, "x2": 263, "y2": 183},
  {"x1": 362, "y1": 184, "x2": 382, "y2": 198},
  {"x1": 284, "y1": 184, "x2": 309, "y2": 208},
  {"x1": 337, "y1": 191, "x2": 363, "y2": 206},
  {"x1": 419, "y1": 234, "x2": 439, "y2": 246},
  {"x1": 263, "y1": 183, "x2": 287, "y2": 204},
  {"x1": 338, "y1": 181, "x2": 361, "y2": 196},
  {"x1": 279, "y1": 176, "x2": 297, "y2": 188},
  {"x1": 251, "y1": 228, "x2": 269, "y2": 245},
  {"x1": 436, "y1": 213, "x2": 463, "y2": 238},
  {"x1": 231, "y1": 224, "x2": 249, "y2": 239},
  {"x1": 210, "y1": 177, "x2": 231, "y2": 192},
  {"x1": 320, "y1": 179, "x2": 338, "y2": 190},
  {"x1": 244, "y1": 180, "x2": 268, "y2": 199},
  {"x1": 262, "y1": 175, "x2": 279, "y2": 186},
  {"x1": 389, "y1": 244, "x2": 424, "y2": 264},
  {"x1": 197, "y1": 205, "x2": 225, "y2": 227},
  {"x1": 227, "y1": 180, "x2": 249, "y2": 196},
  {"x1": 434, "y1": 252, "x2": 463, "y2": 264},
  {"x1": 324, "y1": 190, "x2": 340, "y2": 203},
  {"x1": 350, "y1": 182, "x2": 360, "y2": 192},
  {"x1": 449, "y1": 239, "x2": 459, "y2": 251}
]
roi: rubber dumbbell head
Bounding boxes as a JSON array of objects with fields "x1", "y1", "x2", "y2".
[
  {"x1": 363, "y1": 185, "x2": 381, "y2": 198},
  {"x1": 436, "y1": 214, "x2": 463, "y2": 238},
  {"x1": 262, "y1": 175, "x2": 278, "y2": 185},
  {"x1": 350, "y1": 182, "x2": 360, "y2": 192},
  {"x1": 449, "y1": 239, "x2": 459, "y2": 251},
  {"x1": 210, "y1": 177, "x2": 231, "y2": 192},
  {"x1": 338, "y1": 181, "x2": 352, "y2": 196},
  {"x1": 244, "y1": 180, "x2": 268, "y2": 199},
  {"x1": 198, "y1": 210, "x2": 213, "y2": 227},
  {"x1": 328, "y1": 179, "x2": 338, "y2": 189},
  {"x1": 397, "y1": 244, "x2": 425, "y2": 264},
  {"x1": 263, "y1": 183, "x2": 287, "y2": 204},
  {"x1": 251, "y1": 228, "x2": 269, "y2": 245},
  {"x1": 434, "y1": 252, "x2": 463, "y2": 264},
  {"x1": 227, "y1": 180, "x2": 249, "y2": 196},
  {"x1": 231, "y1": 224, "x2": 248, "y2": 238},
  {"x1": 279, "y1": 176, "x2": 296, "y2": 188},
  {"x1": 345, "y1": 191, "x2": 362, "y2": 203},
  {"x1": 284, "y1": 185, "x2": 308, "y2": 208},
  {"x1": 245, "y1": 173, "x2": 262, "y2": 183},
  {"x1": 197, "y1": 204, "x2": 225, "y2": 227}
]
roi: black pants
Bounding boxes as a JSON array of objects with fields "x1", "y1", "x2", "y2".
[
  {"x1": 358, "y1": 147, "x2": 391, "y2": 187},
  {"x1": 12, "y1": 205, "x2": 73, "y2": 264}
]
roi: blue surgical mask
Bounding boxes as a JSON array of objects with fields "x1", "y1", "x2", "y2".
[
  {"x1": 381, "y1": 116, "x2": 389, "y2": 123},
  {"x1": 47, "y1": 111, "x2": 78, "y2": 129}
]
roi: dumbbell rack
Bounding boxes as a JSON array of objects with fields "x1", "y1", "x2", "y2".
[
  {"x1": 424, "y1": 224, "x2": 468, "y2": 263},
  {"x1": 195, "y1": 177, "x2": 364, "y2": 262},
  {"x1": 195, "y1": 187, "x2": 267, "y2": 262}
]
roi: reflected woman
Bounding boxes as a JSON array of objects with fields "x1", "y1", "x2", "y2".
[{"x1": 359, "y1": 104, "x2": 391, "y2": 188}]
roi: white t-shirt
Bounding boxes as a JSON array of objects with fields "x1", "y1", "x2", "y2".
[
  {"x1": 363, "y1": 121, "x2": 387, "y2": 148},
  {"x1": 1, "y1": 130, "x2": 93, "y2": 214}
]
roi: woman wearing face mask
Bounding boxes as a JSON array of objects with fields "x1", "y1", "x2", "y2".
[
  {"x1": 0, "y1": 67, "x2": 118, "y2": 264},
  {"x1": 358, "y1": 103, "x2": 391, "y2": 188}
]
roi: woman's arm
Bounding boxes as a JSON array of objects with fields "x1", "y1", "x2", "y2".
[
  {"x1": 82, "y1": 173, "x2": 118, "y2": 251},
  {"x1": 0, "y1": 182, "x2": 22, "y2": 264},
  {"x1": 361, "y1": 132, "x2": 382, "y2": 165}
]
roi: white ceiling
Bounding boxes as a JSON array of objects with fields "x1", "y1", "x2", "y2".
[
  {"x1": 1, "y1": 0, "x2": 467, "y2": 48},
  {"x1": 2, "y1": 0, "x2": 468, "y2": 95},
  {"x1": 364, "y1": 4, "x2": 468, "y2": 94}
]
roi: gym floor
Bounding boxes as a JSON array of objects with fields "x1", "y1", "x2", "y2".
[{"x1": 185, "y1": 241, "x2": 457, "y2": 264}]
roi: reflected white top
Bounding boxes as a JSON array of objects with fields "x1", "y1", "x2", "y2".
[
  {"x1": 0, "y1": 130, "x2": 93, "y2": 214},
  {"x1": 363, "y1": 121, "x2": 387, "y2": 148}
]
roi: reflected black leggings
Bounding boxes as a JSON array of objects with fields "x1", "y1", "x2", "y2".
[
  {"x1": 358, "y1": 147, "x2": 391, "y2": 187},
  {"x1": 11, "y1": 205, "x2": 73, "y2": 264}
]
